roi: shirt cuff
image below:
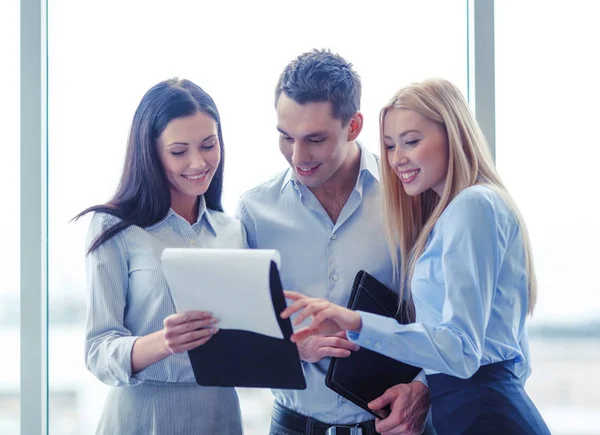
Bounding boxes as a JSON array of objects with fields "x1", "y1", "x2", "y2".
[
  {"x1": 108, "y1": 335, "x2": 145, "y2": 386},
  {"x1": 346, "y1": 311, "x2": 428, "y2": 388},
  {"x1": 345, "y1": 311, "x2": 393, "y2": 353},
  {"x1": 412, "y1": 369, "x2": 428, "y2": 387}
]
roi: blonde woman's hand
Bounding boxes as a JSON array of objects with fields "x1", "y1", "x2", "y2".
[
  {"x1": 162, "y1": 310, "x2": 219, "y2": 354},
  {"x1": 281, "y1": 291, "x2": 362, "y2": 343}
]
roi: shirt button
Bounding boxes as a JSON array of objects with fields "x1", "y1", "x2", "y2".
[
  {"x1": 365, "y1": 340, "x2": 371, "y2": 345},
  {"x1": 331, "y1": 234, "x2": 337, "y2": 240},
  {"x1": 332, "y1": 274, "x2": 339, "y2": 281},
  {"x1": 375, "y1": 342, "x2": 382, "y2": 350},
  {"x1": 189, "y1": 239, "x2": 197, "y2": 245}
]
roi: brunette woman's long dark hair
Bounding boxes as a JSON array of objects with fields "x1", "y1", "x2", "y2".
[{"x1": 74, "y1": 78, "x2": 225, "y2": 254}]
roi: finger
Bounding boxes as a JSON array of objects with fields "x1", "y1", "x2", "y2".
[
  {"x1": 376, "y1": 417, "x2": 406, "y2": 434},
  {"x1": 280, "y1": 298, "x2": 313, "y2": 319},
  {"x1": 380, "y1": 429, "x2": 409, "y2": 435},
  {"x1": 184, "y1": 310, "x2": 214, "y2": 319},
  {"x1": 317, "y1": 346, "x2": 352, "y2": 359},
  {"x1": 164, "y1": 311, "x2": 212, "y2": 327},
  {"x1": 283, "y1": 290, "x2": 306, "y2": 301},
  {"x1": 175, "y1": 334, "x2": 214, "y2": 353},
  {"x1": 165, "y1": 317, "x2": 219, "y2": 336},
  {"x1": 290, "y1": 326, "x2": 319, "y2": 343},
  {"x1": 368, "y1": 389, "x2": 395, "y2": 410},
  {"x1": 321, "y1": 336, "x2": 360, "y2": 351},
  {"x1": 167, "y1": 327, "x2": 218, "y2": 348},
  {"x1": 293, "y1": 300, "x2": 330, "y2": 325}
]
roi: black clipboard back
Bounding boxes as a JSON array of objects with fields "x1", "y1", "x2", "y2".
[
  {"x1": 188, "y1": 261, "x2": 306, "y2": 389},
  {"x1": 325, "y1": 270, "x2": 421, "y2": 418}
]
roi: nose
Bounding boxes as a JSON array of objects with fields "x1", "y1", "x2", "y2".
[
  {"x1": 188, "y1": 149, "x2": 206, "y2": 169},
  {"x1": 388, "y1": 146, "x2": 409, "y2": 168},
  {"x1": 291, "y1": 141, "x2": 312, "y2": 166}
]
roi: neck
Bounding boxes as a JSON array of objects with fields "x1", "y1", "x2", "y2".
[
  {"x1": 310, "y1": 141, "x2": 361, "y2": 198},
  {"x1": 171, "y1": 193, "x2": 199, "y2": 224},
  {"x1": 309, "y1": 142, "x2": 361, "y2": 223}
]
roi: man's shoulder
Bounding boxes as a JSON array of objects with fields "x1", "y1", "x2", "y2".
[
  {"x1": 206, "y1": 208, "x2": 241, "y2": 228},
  {"x1": 238, "y1": 169, "x2": 289, "y2": 208}
]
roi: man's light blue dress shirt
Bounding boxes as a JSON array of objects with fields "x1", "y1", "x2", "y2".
[
  {"x1": 237, "y1": 146, "x2": 421, "y2": 424},
  {"x1": 348, "y1": 185, "x2": 532, "y2": 383},
  {"x1": 84, "y1": 196, "x2": 247, "y2": 387}
]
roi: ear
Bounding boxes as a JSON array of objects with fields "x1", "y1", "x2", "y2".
[{"x1": 347, "y1": 112, "x2": 364, "y2": 141}]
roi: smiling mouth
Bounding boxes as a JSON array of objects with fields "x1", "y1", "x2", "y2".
[
  {"x1": 182, "y1": 169, "x2": 209, "y2": 181},
  {"x1": 400, "y1": 169, "x2": 420, "y2": 183},
  {"x1": 296, "y1": 164, "x2": 320, "y2": 176}
]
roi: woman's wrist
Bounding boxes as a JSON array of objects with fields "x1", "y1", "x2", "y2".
[{"x1": 131, "y1": 330, "x2": 171, "y2": 373}]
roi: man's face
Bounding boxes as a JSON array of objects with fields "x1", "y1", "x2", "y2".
[{"x1": 276, "y1": 93, "x2": 354, "y2": 189}]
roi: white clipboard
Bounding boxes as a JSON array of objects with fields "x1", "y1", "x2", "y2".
[{"x1": 161, "y1": 248, "x2": 284, "y2": 339}]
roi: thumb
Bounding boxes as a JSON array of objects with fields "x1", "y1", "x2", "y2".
[{"x1": 368, "y1": 389, "x2": 394, "y2": 410}]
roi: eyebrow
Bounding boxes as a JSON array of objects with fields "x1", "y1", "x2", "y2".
[
  {"x1": 383, "y1": 129, "x2": 421, "y2": 140},
  {"x1": 276, "y1": 127, "x2": 329, "y2": 139},
  {"x1": 166, "y1": 134, "x2": 217, "y2": 147}
]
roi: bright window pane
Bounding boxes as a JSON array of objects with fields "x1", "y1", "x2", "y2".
[
  {"x1": 0, "y1": 1, "x2": 21, "y2": 433},
  {"x1": 48, "y1": 1, "x2": 466, "y2": 433},
  {"x1": 496, "y1": 2, "x2": 600, "y2": 433}
]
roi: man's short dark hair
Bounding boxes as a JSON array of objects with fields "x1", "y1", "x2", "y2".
[{"x1": 275, "y1": 49, "x2": 361, "y2": 126}]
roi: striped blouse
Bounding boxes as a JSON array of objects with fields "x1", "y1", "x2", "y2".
[{"x1": 84, "y1": 196, "x2": 247, "y2": 387}]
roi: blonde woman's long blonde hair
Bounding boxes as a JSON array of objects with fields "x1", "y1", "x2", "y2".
[{"x1": 380, "y1": 78, "x2": 537, "y2": 320}]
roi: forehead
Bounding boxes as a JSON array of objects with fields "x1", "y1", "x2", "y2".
[
  {"x1": 160, "y1": 111, "x2": 217, "y2": 141},
  {"x1": 383, "y1": 109, "x2": 427, "y2": 131},
  {"x1": 276, "y1": 93, "x2": 342, "y2": 135}
]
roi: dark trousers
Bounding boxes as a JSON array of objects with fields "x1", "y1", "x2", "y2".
[
  {"x1": 426, "y1": 360, "x2": 551, "y2": 435},
  {"x1": 269, "y1": 401, "x2": 378, "y2": 435},
  {"x1": 269, "y1": 401, "x2": 437, "y2": 435}
]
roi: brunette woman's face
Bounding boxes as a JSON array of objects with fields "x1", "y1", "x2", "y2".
[{"x1": 157, "y1": 111, "x2": 220, "y2": 207}]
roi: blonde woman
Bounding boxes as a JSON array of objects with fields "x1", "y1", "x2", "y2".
[{"x1": 282, "y1": 79, "x2": 550, "y2": 434}]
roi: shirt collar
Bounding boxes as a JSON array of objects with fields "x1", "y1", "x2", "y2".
[
  {"x1": 281, "y1": 168, "x2": 298, "y2": 193},
  {"x1": 145, "y1": 195, "x2": 217, "y2": 235},
  {"x1": 281, "y1": 141, "x2": 380, "y2": 194},
  {"x1": 358, "y1": 142, "x2": 380, "y2": 184},
  {"x1": 200, "y1": 197, "x2": 218, "y2": 236}
]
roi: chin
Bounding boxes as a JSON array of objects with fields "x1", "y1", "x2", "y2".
[
  {"x1": 402, "y1": 185, "x2": 425, "y2": 197},
  {"x1": 180, "y1": 185, "x2": 210, "y2": 198}
]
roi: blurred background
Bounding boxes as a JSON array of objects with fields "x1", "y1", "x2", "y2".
[{"x1": 1, "y1": 1, "x2": 599, "y2": 434}]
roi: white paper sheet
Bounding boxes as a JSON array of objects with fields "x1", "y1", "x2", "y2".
[{"x1": 161, "y1": 248, "x2": 284, "y2": 339}]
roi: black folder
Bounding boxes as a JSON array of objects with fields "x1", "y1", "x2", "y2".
[
  {"x1": 186, "y1": 261, "x2": 306, "y2": 389},
  {"x1": 325, "y1": 270, "x2": 421, "y2": 418}
]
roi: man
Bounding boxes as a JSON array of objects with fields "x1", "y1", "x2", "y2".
[{"x1": 237, "y1": 49, "x2": 433, "y2": 435}]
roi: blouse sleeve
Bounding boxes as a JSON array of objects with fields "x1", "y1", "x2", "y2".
[
  {"x1": 84, "y1": 214, "x2": 143, "y2": 386},
  {"x1": 348, "y1": 192, "x2": 507, "y2": 378}
]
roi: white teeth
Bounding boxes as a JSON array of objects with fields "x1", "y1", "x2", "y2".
[
  {"x1": 298, "y1": 165, "x2": 317, "y2": 172},
  {"x1": 184, "y1": 171, "x2": 208, "y2": 180},
  {"x1": 401, "y1": 170, "x2": 419, "y2": 180}
]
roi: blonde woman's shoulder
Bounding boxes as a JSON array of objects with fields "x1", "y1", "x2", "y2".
[
  {"x1": 448, "y1": 184, "x2": 513, "y2": 219},
  {"x1": 455, "y1": 184, "x2": 498, "y2": 202}
]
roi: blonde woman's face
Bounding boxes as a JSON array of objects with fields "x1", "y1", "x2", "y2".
[{"x1": 383, "y1": 108, "x2": 449, "y2": 197}]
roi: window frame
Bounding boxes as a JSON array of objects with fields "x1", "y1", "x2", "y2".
[{"x1": 19, "y1": 1, "x2": 494, "y2": 432}]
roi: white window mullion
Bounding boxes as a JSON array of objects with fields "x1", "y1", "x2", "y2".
[
  {"x1": 468, "y1": 0, "x2": 496, "y2": 160},
  {"x1": 21, "y1": 0, "x2": 48, "y2": 434}
]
